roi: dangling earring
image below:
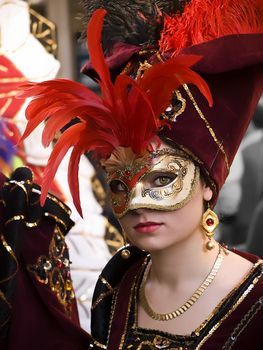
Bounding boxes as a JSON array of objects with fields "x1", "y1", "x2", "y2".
[
  {"x1": 201, "y1": 204, "x2": 219, "y2": 250},
  {"x1": 120, "y1": 231, "x2": 131, "y2": 259}
]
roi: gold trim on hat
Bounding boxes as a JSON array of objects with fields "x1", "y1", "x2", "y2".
[{"x1": 183, "y1": 84, "x2": 230, "y2": 171}]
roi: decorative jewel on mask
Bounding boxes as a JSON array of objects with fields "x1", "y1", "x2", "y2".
[{"x1": 161, "y1": 90, "x2": 186, "y2": 122}]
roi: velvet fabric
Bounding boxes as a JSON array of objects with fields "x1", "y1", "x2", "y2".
[
  {"x1": 0, "y1": 168, "x2": 91, "y2": 350},
  {"x1": 90, "y1": 246, "x2": 263, "y2": 350},
  {"x1": 161, "y1": 34, "x2": 263, "y2": 201}
]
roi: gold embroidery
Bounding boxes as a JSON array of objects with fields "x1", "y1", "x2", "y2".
[
  {"x1": 195, "y1": 262, "x2": 263, "y2": 349},
  {"x1": 25, "y1": 220, "x2": 40, "y2": 228},
  {"x1": 46, "y1": 193, "x2": 71, "y2": 215},
  {"x1": 182, "y1": 84, "x2": 229, "y2": 171},
  {"x1": 0, "y1": 290, "x2": 11, "y2": 309},
  {"x1": 43, "y1": 212, "x2": 68, "y2": 231},
  {"x1": 222, "y1": 297, "x2": 263, "y2": 349},
  {"x1": 99, "y1": 276, "x2": 114, "y2": 291},
  {"x1": 92, "y1": 275, "x2": 115, "y2": 310},
  {"x1": 195, "y1": 260, "x2": 263, "y2": 335},
  {"x1": 0, "y1": 234, "x2": 18, "y2": 283},
  {"x1": 93, "y1": 340, "x2": 107, "y2": 349},
  {"x1": 136, "y1": 335, "x2": 184, "y2": 349},
  {"x1": 31, "y1": 187, "x2": 71, "y2": 215},
  {"x1": 117, "y1": 260, "x2": 148, "y2": 350},
  {"x1": 28, "y1": 225, "x2": 74, "y2": 313},
  {"x1": 5, "y1": 179, "x2": 31, "y2": 201},
  {"x1": 5, "y1": 215, "x2": 25, "y2": 226}
]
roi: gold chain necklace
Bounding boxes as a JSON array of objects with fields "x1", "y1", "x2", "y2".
[{"x1": 140, "y1": 245, "x2": 225, "y2": 321}]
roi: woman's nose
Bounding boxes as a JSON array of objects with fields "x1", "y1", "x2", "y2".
[{"x1": 130, "y1": 207, "x2": 148, "y2": 215}]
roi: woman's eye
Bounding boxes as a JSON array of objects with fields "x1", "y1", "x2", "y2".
[
  {"x1": 109, "y1": 180, "x2": 128, "y2": 193},
  {"x1": 153, "y1": 175, "x2": 175, "y2": 187}
]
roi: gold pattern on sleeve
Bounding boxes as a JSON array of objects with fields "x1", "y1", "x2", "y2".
[
  {"x1": 92, "y1": 275, "x2": 115, "y2": 310},
  {"x1": 5, "y1": 215, "x2": 26, "y2": 226},
  {"x1": 0, "y1": 234, "x2": 18, "y2": 283},
  {"x1": 43, "y1": 212, "x2": 68, "y2": 231},
  {"x1": 28, "y1": 225, "x2": 75, "y2": 313},
  {"x1": 93, "y1": 340, "x2": 107, "y2": 349}
]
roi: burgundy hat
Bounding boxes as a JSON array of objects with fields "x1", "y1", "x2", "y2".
[
  {"x1": 161, "y1": 34, "x2": 263, "y2": 201},
  {"x1": 82, "y1": 0, "x2": 263, "y2": 202}
]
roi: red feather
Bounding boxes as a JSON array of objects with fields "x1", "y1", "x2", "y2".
[
  {"x1": 19, "y1": 9, "x2": 213, "y2": 216},
  {"x1": 159, "y1": 0, "x2": 263, "y2": 55}
]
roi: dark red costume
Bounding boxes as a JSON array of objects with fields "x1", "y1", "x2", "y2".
[
  {"x1": 90, "y1": 246, "x2": 263, "y2": 349},
  {"x1": 0, "y1": 167, "x2": 91, "y2": 350}
]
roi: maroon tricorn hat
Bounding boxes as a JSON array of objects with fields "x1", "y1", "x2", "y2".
[
  {"x1": 161, "y1": 34, "x2": 263, "y2": 202},
  {"x1": 81, "y1": 0, "x2": 263, "y2": 203}
]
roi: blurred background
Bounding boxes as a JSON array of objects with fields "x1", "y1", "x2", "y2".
[{"x1": 27, "y1": 0, "x2": 97, "y2": 84}]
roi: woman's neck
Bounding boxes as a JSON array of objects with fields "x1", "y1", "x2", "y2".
[{"x1": 149, "y1": 230, "x2": 219, "y2": 289}]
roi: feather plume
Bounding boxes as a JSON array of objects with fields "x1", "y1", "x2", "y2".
[
  {"x1": 80, "y1": 0, "x2": 190, "y2": 51},
  {"x1": 19, "y1": 9, "x2": 212, "y2": 216},
  {"x1": 159, "y1": 0, "x2": 263, "y2": 55}
]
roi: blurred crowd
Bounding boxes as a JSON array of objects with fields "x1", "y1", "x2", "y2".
[{"x1": 216, "y1": 99, "x2": 263, "y2": 257}]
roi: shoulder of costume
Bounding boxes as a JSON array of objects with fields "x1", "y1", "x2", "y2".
[
  {"x1": 91, "y1": 245, "x2": 147, "y2": 346},
  {"x1": 0, "y1": 166, "x2": 74, "y2": 235}
]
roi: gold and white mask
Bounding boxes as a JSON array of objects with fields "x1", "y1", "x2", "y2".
[{"x1": 104, "y1": 145, "x2": 200, "y2": 218}]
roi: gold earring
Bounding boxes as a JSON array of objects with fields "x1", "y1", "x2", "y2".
[
  {"x1": 120, "y1": 232, "x2": 131, "y2": 259},
  {"x1": 201, "y1": 205, "x2": 219, "y2": 250}
]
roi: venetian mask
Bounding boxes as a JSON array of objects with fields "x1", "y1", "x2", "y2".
[{"x1": 104, "y1": 145, "x2": 200, "y2": 218}]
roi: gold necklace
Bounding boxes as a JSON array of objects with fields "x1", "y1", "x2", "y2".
[{"x1": 140, "y1": 245, "x2": 225, "y2": 321}]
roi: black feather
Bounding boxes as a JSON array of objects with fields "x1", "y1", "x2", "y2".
[{"x1": 80, "y1": 0, "x2": 190, "y2": 52}]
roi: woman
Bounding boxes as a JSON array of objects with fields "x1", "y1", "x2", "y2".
[{"x1": 19, "y1": 0, "x2": 263, "y2": 348}]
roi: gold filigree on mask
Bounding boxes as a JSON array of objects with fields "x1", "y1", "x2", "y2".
[
  {"x1": 141, "y1": 160, "x2": 187, "y2": 201},
  {"x1": 105, "y1": 146, "x2": 199, "y2": 217}
]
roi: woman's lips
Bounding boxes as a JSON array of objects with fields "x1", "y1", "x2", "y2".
[{"x1": 134, "y1": 222, "x2": 163, "y2": 233}]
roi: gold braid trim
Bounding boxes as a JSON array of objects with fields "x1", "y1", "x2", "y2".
[
  {"x1": 92, "y1": 275, "x2": 115, "y2": 310},
  {"x1": 0, "y1": 234, "x2": 18, "y2": 283},
  {"x1": 93, "y1": 340, "x2": 107, "y2": 349},
  {"x1": 183, "y1": 84, "x2": 229, "y2": 171},
  {"x1": 222, "y1": 297, "x2": 263, "y2": 349},
  {"x1": 0, "y1": 290, "x2": 11, "y2": 309},
  {"x1": 5, "y1": 215, "x2": 25, "y2": 226},
  {"x1": 195, "y1": 263, "x2": 263, "y2": 349},
  {"x1": 32, "y1": 187, "x2": 71, "y2": 216},
  {"x1": 43, "y1": 212, "x2": 68, "y2": 231}
]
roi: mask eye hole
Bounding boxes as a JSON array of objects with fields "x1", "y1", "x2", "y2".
[
  {"x1": 109, "y1": 180, "x2": 128, "y2": 194},
  {"x1": 151, "y1": 172, "x2": 177, "y2": 187}
]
